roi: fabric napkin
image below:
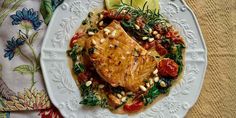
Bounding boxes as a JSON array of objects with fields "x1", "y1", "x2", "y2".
[{"x1": 0, "y1": 0, "x2": 62, "y2": 113}]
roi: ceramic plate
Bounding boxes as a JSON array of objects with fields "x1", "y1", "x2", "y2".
[{"x1": 40, "y1": 0, "x2": 207, "y2": 117}]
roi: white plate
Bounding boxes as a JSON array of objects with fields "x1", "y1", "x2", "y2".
[{"x1": 40, "y1": 0, "x2": 207, "y2": 117}]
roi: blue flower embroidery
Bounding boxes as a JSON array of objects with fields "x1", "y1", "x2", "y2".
[
  {"x1": 4, "y1": 37, "x2": 25, "y2": 60},
  {"x1": 10, "y1": 8, "x2": 42, "y2": 30}
]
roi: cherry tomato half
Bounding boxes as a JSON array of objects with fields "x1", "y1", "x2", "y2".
[
  {"x1": 69, "y1": 32, "x2": 85, "y2": 48},
  {"x1": 77, "y1": 71, "x2": 90, "y2": 82},
  {"x1": 158, "y1": 58, "x2": 179, "y2": 78},
  {"x1": 123, "y1": 100, "x2": 144, "y2": 112}
]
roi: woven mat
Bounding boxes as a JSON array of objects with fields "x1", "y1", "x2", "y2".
[{"x1": 185, "y1": 0, "x2": 236, "y2": 117}]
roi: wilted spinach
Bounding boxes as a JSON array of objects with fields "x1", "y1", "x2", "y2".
[
  {"x1": 143, "y1": 84, "x2": 160, "y2": 105},
  {"x1": 73, "y1": 63, "x2": 85, "y2": 74},
  {"x1": 79, "y1": 84, "x2": 108, "y2": 107},
  {"x1": 165, "y1": 44, "x2": 185, "y2": 75}
]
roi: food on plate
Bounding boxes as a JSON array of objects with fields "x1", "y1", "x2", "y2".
[
  {"x1": 67, "y1": 0, "x2": 185, "y2": 114},
  {"x1": 85, "y1": 21, "x2": 156, "y2": 92}
]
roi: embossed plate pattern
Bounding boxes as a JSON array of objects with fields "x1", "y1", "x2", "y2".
[{"x1": 40, "y1": 0, "x2": 207, "y2": 117}]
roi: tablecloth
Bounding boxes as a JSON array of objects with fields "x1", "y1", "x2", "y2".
[
  {"x1": 0, "y1": 0, "x2": 235, "y2": 117},
  {"x1": 185, "y1": 0, "x2": 236, "y2": 117}
]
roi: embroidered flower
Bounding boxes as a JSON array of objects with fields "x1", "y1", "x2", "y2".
[
  {"x1": 10, "y1": 8, "x2": 42, "y2": 30},
  {"x1": 4, "y1": 37, "x2": 24, "y2": 60}
]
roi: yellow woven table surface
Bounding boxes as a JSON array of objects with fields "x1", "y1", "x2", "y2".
[{"x1": 185, "y1": 0, "x2": 236, "y2": 117}]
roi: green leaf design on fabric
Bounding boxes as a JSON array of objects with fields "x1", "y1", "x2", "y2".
[
  {"x1": 13, "y1": 65, "x2": 34, "y2": 75},
  {"x1": 29, "y1": 32, "x2": 39, "y2": 44},
  {"x1": 0, "y1": 64, "x2": 2, "y2": 77},
  {"x1": 0, "y1": 0, "x2": 26, "y2": 26},
  {"x1": 40, "y1": 0, "x2": 64, "y2": 25},
  {"x1": 0, "y1": 112, "x2": 10, "y2": 118},
  {"x1": 40, "y1": 0, "x2": 53, "y2": 25},
  {"x1": 0, "y1": 0, "x2": 15, "y2": 11},
  {"x1": 0, "y1": 98, "x2": 5, "y2": 107}
]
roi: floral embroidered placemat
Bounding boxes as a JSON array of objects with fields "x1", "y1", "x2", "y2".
[
  {"x1": 0, "y1": 2, "x2": 49, "y2": 112},
  {"x1": 0, "y1": 0, "x2": 63, "y2": 117}
]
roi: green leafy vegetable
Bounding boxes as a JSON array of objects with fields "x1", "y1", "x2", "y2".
[
  {"x1": 88, "y1": 47, "x2": 96, "y2": 55},
  {"x1": 79, "y1": 84, "x2": 108, "y2": 107},
  {"x1": 79, "y1": 84, "x2": 100, "y2": 106},
  {"x1": 82, "y1": 19, "x2": 88, "y2": 25},
  {"x1": 73, "y1": 63, "x2": 85, "y2": 74},
  {"x1": 80, "y1": 93, "x2": 100, "y2": 106},
  {"x1": 165, "y1": 44, "x2": 185, "y2": 75},
  {"x1": 114, "y1": 1, "x2": 169, "y2": 40},
  {"x1": 88, "y1": 12, "x2": 94, "y2": 18},
  {"x1": 68, "y1": 44, "x2": 84, "y2": 62},
  {"x1": 87, "y1": 28, "x2": 99, "y2": 33},
  {"x1": 143, "y1": 84, "x2": 160, "y2": 105},
  {"x1": 68, "y1": 44, "x2": 79, "y2": 61},
  {"x1": 68, "y1": 44, "x2": 85, "y2": 74}
]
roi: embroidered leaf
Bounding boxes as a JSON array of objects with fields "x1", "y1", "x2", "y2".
[
  {"x1": 40, "y1": 0, "x2": 64, "y2": 25},
  {"x1": 0, "y1": 64, "x2": 2, "y2": 77},
  {"x1": 0, "y1": 0, "x2": 15, "y2": 13},
  {"x1": 0, "y1": 0, "x2": 26, "y2": 26},
  {"x1": 13, "y1": 65, "x2": 34, "y2": 75},
  {"x1": 29, "y1": 32, "x2": 39, "y2": 44},
  {"x1": 0, "y1": 112, "x2": 10, "y2": 118},
  {"x1": 1, "y1": 0, "x2": 15, "y2": 8},
  {"x1": 40, "y1": 0, "x2": 53, "y2": 25}
]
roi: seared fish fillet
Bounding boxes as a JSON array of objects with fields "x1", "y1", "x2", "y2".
[{"x1": 85, "y1": 21, "x2": 156, "y2": 92}]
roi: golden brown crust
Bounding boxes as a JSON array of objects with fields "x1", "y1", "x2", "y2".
[{"x1": 85, "y1": 21, "x2": 156, "y2": 92}]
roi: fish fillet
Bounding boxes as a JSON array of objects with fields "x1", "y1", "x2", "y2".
[{"x1": 85, "y1": 21, "x2": 156, "y2": 92}]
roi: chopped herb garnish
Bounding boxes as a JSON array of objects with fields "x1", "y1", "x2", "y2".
[
  {"x1": 111, "y1": 86, "x2": 124, "y2": 93},
  {"x1": 114, "y1": 1, "x2": 169, "y2": 40},
  {"x1": 82, "y1": 19, "x2": 88, "y2": 25},
  {"x1": 143, "y1": 79, "x2": 149, "y2": 83},
  {"x1": 88, "y1": 47, "x2": 96, "y2": 55},
  {"x1": 87, "y1": 28, "x2": 99, "y2": 33},
  {"x1": 68, "y1": 45, "x2": 79, "y2": 62},
  {"x1": 88, "y1": 12, "x2": 94, "y2": 18},
  {"x1": 68, "y1": 44, "x2": 84, "y2": 62},
  {"x1": 73, "y1": 63, "x2": 85, "y2": 74}
]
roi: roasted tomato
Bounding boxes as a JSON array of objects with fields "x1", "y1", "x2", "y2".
[
  {"x1": 165, "y1": 32, "x2": 172, "y2": 38},
  {"x1": 103, "y1": 10, "x2": 131, "y2": 21},
  {"x1": 158, "y1": 58, "x2": 179, "y2": 78},
  {"x1": 77, "y1": 71, "x2": 90, "y2": 82},
  {"x1": 123, "y1": 100, "x2": 144, "y2": 112},
  {"x1": 70, "y1": 32, "x2": 85, "y2": 48},
  {"x1": 136, "y1": 16, "x2": 145, "y2": 28},
  {"x1": 172, "y1": 36, "x2": 184, "y2": 44},
  {"x1": 142, "y1": 41, "x2": 156, "y2": 50},
  {"x1": 155, "y1": 43, "x2": 168, "y2": 56}
]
